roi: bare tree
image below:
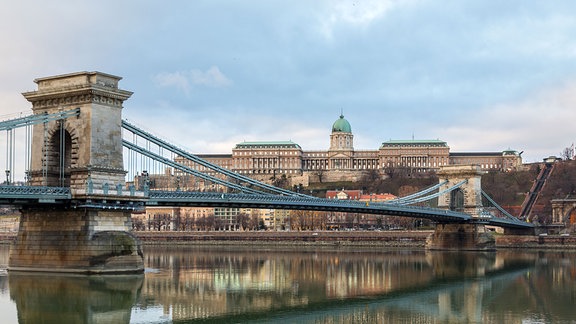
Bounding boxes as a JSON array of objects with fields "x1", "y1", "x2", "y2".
[
  {"x1": 290, "y1": 210, "x2": 305, "y2": 231},
  {"x1": 206, "y1": 214, "x2": 215, "y2": 230},
  {"x1": 249, "y1": 213, "x2": 260, "y2": 231},
  {"x1": 149, "y1": 214, "x2": 171, "y2": 231},
  {"x1": 132, "y1": 217, "x2": 146, "y2": 231},
  {"x1": 315, "y1": 170, "x2": 325, "y2": 183},
  {"x1": 271, "y1": 174, "x2": 289, "y2": 189},
  {"x1": 561, "y1": 145, "x2": 574, "y2": 160},
  {"x1": 196, "y1": 216, "x2": 206, "y2": 231},
  {"x1": 345, "y1": 213, "x2": 356, "y2": 229},
  {"x1": 236, "y1": 212, "x2": 250, "y2": 231},
  {"x1": 359, "y1": 169, "x2": 382, "y2": 193}
]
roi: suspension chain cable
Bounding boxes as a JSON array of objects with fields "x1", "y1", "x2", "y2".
[
  {"x1": 25, "y1": 123, "x2": 31, "y2": 184},
  {"x1": 5, "y1": 129, "x2": 12, "y2": 184},
  {"x1": 59, "y1": 120, "x2": 65, "y2": 186}
]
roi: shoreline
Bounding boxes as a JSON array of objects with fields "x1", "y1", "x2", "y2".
[
  {"x1": 1, "y1": 231, "x2": 576, "y2": 250},
  {"x1": 135, "y1": 230, "x2": 432, "y2": 247}
]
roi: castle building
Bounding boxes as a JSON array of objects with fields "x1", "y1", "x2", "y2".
[
  {"x1": 379, "y1": 139, "x2": 450, "y2": 173},
  {"x1": 171, "y1": 114, "x2": 522, "y2": 187},
  {"x1": 232, "y1": 141, "x2": 303, "y2": 176}
]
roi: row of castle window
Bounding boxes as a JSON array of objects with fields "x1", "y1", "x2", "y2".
[
  {"x1": 178, "y1": 156, "x2": 511, "y2": 174},
  {"x1": 235, "y1": 150, "x2": 300, "y2": 156}
]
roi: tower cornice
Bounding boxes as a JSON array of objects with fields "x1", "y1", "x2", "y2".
[
  {"x1": 22, "y1": 71, "x2": 133, "y2": 110},
  {"x1": 23, "y1": 85, "x2": 133, "y2": 110}
]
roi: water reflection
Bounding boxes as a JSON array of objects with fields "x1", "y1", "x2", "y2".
[
  {"x1": 9, "y1": 273, "x2": 143, "y2": 324},
  {"x1": 134, "y1": 248, "x2": 542, "y2": 323},
  {"x1": 3, "y1": 246, "x2": 576, "y2": 323}
]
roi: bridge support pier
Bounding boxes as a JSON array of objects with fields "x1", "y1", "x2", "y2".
[
  {"x1": 426, "y1": 223, "x2": 495, "y2": 251},
  {"x1": 9, "y1": 207, "x2": 143, "y2": 274}
]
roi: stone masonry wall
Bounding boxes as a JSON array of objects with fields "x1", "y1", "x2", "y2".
[{"x1": 9, "y1": 208, "x2": 142, "y2": 273}]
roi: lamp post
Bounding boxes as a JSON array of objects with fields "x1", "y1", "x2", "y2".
[{"x1": 5, "y1": 170, "x2": 10, "y2": 185}]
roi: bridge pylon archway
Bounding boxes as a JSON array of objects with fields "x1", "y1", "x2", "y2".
[
  {"x1": 552, "y1": 198, "x2": 576, "y2": 227},
  {"x1": 427, "y1": 165, "x2": 495, "y2": 250},
  {"x1": 437, "y1": 165, "x2": 483, "y2": 217}
]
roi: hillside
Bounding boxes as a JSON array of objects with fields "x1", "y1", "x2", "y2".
[
  {"x1": 306, "y1": 170, "x2": 438, "y2": 199},
  {"x1": 535, "y1": 160, "x2": 576, "y2": 222},
  {"x1": 481, "y1": 167, "x2": 538, "y2": 207},
  {"x1": 306, "y1": 167, "x2": 539, "y2": 216}
]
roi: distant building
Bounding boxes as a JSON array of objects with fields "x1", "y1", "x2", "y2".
[
  {"x1": 326, "y1": 189, "x2": 396, "y2": 202},
  {"x1": 359, "y1": 193, "x2": 397, "y2": 202},
  {"x1": 450, "y1": 150, "x2": 523, "y2": 172},
  {"x1": 232, "y1": 141, "x2": 303, "y2": 176},
  {"x1": 137, "y1": 206, "x2": 277, "y2": 231},
  {"x1": 154, "y1": 114, "x2": 522, "y2": 190},
  {"x1": 379, "y1": 139, "x2": 450, "y2": 173},
  {"x1": 326, "y1": 189, "x2": 363, "y2": 200}
]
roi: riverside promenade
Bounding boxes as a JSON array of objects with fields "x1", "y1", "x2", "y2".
[
  {"x1": 134, "y1": 230, "x2": 432, "y2": 247},
  {"x1": 1, "y1": 230, "x2": 576, "y2": 249},
  {"x1": 134, "y1": 231, "x2": 576, "y2": 249}
]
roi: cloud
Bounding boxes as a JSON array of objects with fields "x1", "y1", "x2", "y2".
[
  {"x1": 153, "y1": 67, "x2": 232, "y2": 94},
  {"x1": 190, "y1": 66, "x2": 233, "y2": 87},
  {"x1": 433, "y1": 80, "x2": 576, "y2": 162},
  {"x1": 317, "y1": 0, "x2": 419, "y2": 39}
]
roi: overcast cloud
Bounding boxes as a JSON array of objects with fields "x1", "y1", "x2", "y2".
[{"x1": 1, "y1": 0, "x2": 576, "y2": 177}]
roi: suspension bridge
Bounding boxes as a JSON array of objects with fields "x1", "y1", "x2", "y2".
[{"x1": 0, "y1": 71, "x2": 533, "y2": 273}]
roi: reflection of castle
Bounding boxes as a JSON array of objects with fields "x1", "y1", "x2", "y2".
[
  {"x1": 174, "y1": 114, "x2": 522, "y2": 186},
  {"x1": 137, "y1": 249, "x2": 436, "y2": 321}
]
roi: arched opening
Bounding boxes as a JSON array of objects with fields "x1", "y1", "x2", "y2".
[
  {"x1": 567, "y1": 207, "x2": 576, "y2": 225},
  {"x1": 45, "y1": 124, "x2": 72, "y2": 186},
  {"x1": 450, "y1": 188, "x2": 465, "y2": 212}
]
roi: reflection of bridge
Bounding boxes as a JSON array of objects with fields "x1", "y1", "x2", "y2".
[{"x1": 0, "y1": 71, "x2": 533, "y2": 273}]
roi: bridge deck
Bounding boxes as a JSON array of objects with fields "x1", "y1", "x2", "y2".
[{"x1": 0, "y1": 186, "x2": 533, "y2": 229}]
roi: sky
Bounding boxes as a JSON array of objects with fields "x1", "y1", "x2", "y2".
[{"x1": 2, "y1": 0, "x2": 576, "y2": 173}]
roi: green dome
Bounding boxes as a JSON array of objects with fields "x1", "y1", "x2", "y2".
[{"x1": 332, "y1": 114, "x2": 352, "y2": 133}]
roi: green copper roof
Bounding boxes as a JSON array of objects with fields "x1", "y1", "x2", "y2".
[
  {"x1": 235, "y1": 141, "x2": 302, "y2": 149},
  {"x1": 380, "y1": 139, "x2": 448, "y2": 148},
  {"x1": 332, "y1": 114, "x2": 352, "y2": 133}
]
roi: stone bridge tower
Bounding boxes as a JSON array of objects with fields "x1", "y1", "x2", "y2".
[
  {"x1": 427, "y1": 165, "x2": 495, "y2": 250},
  {"x1": 9, "y1": 72, "x2": 144, "y2": 274},
  {"x1": 23, "y1": 71, "x2": 131, "y2": 189},
  {"x1": 436, "y1": 165, "x2": 484, "y2": 217}
]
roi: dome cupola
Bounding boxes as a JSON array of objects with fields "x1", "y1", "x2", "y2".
[{"x1": 332, "y1": 114, "x2": 352, "y2": 133}]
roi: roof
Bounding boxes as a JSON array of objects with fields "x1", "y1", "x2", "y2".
[
  {"x1": 195, "y1": 154, "x2": 233, "y2": 159},
  {"x1": 359, "y1": 193, "x2": 397, "y2": 201},
  {"x1": 380, "y1": 139, "x2": 448, "y2": 148},
  {"x1": 332, "y1": 114, "x2": 352, "y2": 133},
  {"x1": 234, "y1": 141, "x2": 302, "y2": 149},
  {"x1": 450, "y1": 152, "x2": 504, "y2": 157}
]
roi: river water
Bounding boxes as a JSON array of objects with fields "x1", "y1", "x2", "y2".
[{"x1": 0, "y1": 244, "x2": 575, "y2": 323}]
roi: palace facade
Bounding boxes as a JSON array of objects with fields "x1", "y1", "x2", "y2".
[{"x1": 174, "y1": 114, "x2": 522, "y2": 186}]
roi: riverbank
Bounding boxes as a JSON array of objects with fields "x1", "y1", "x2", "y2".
[
  {"x1": 138, "y1": 231, "x2": 576, "y2": 249},
  {"x1": 134, "y1": 230, "x2": 432, "y2": 247},
  {"x1": 1, "y1": 231, "x2": 576, "y2": 249},
  {"x1": 496, "y1": 234, "x2": 576, "y2": 249}
]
